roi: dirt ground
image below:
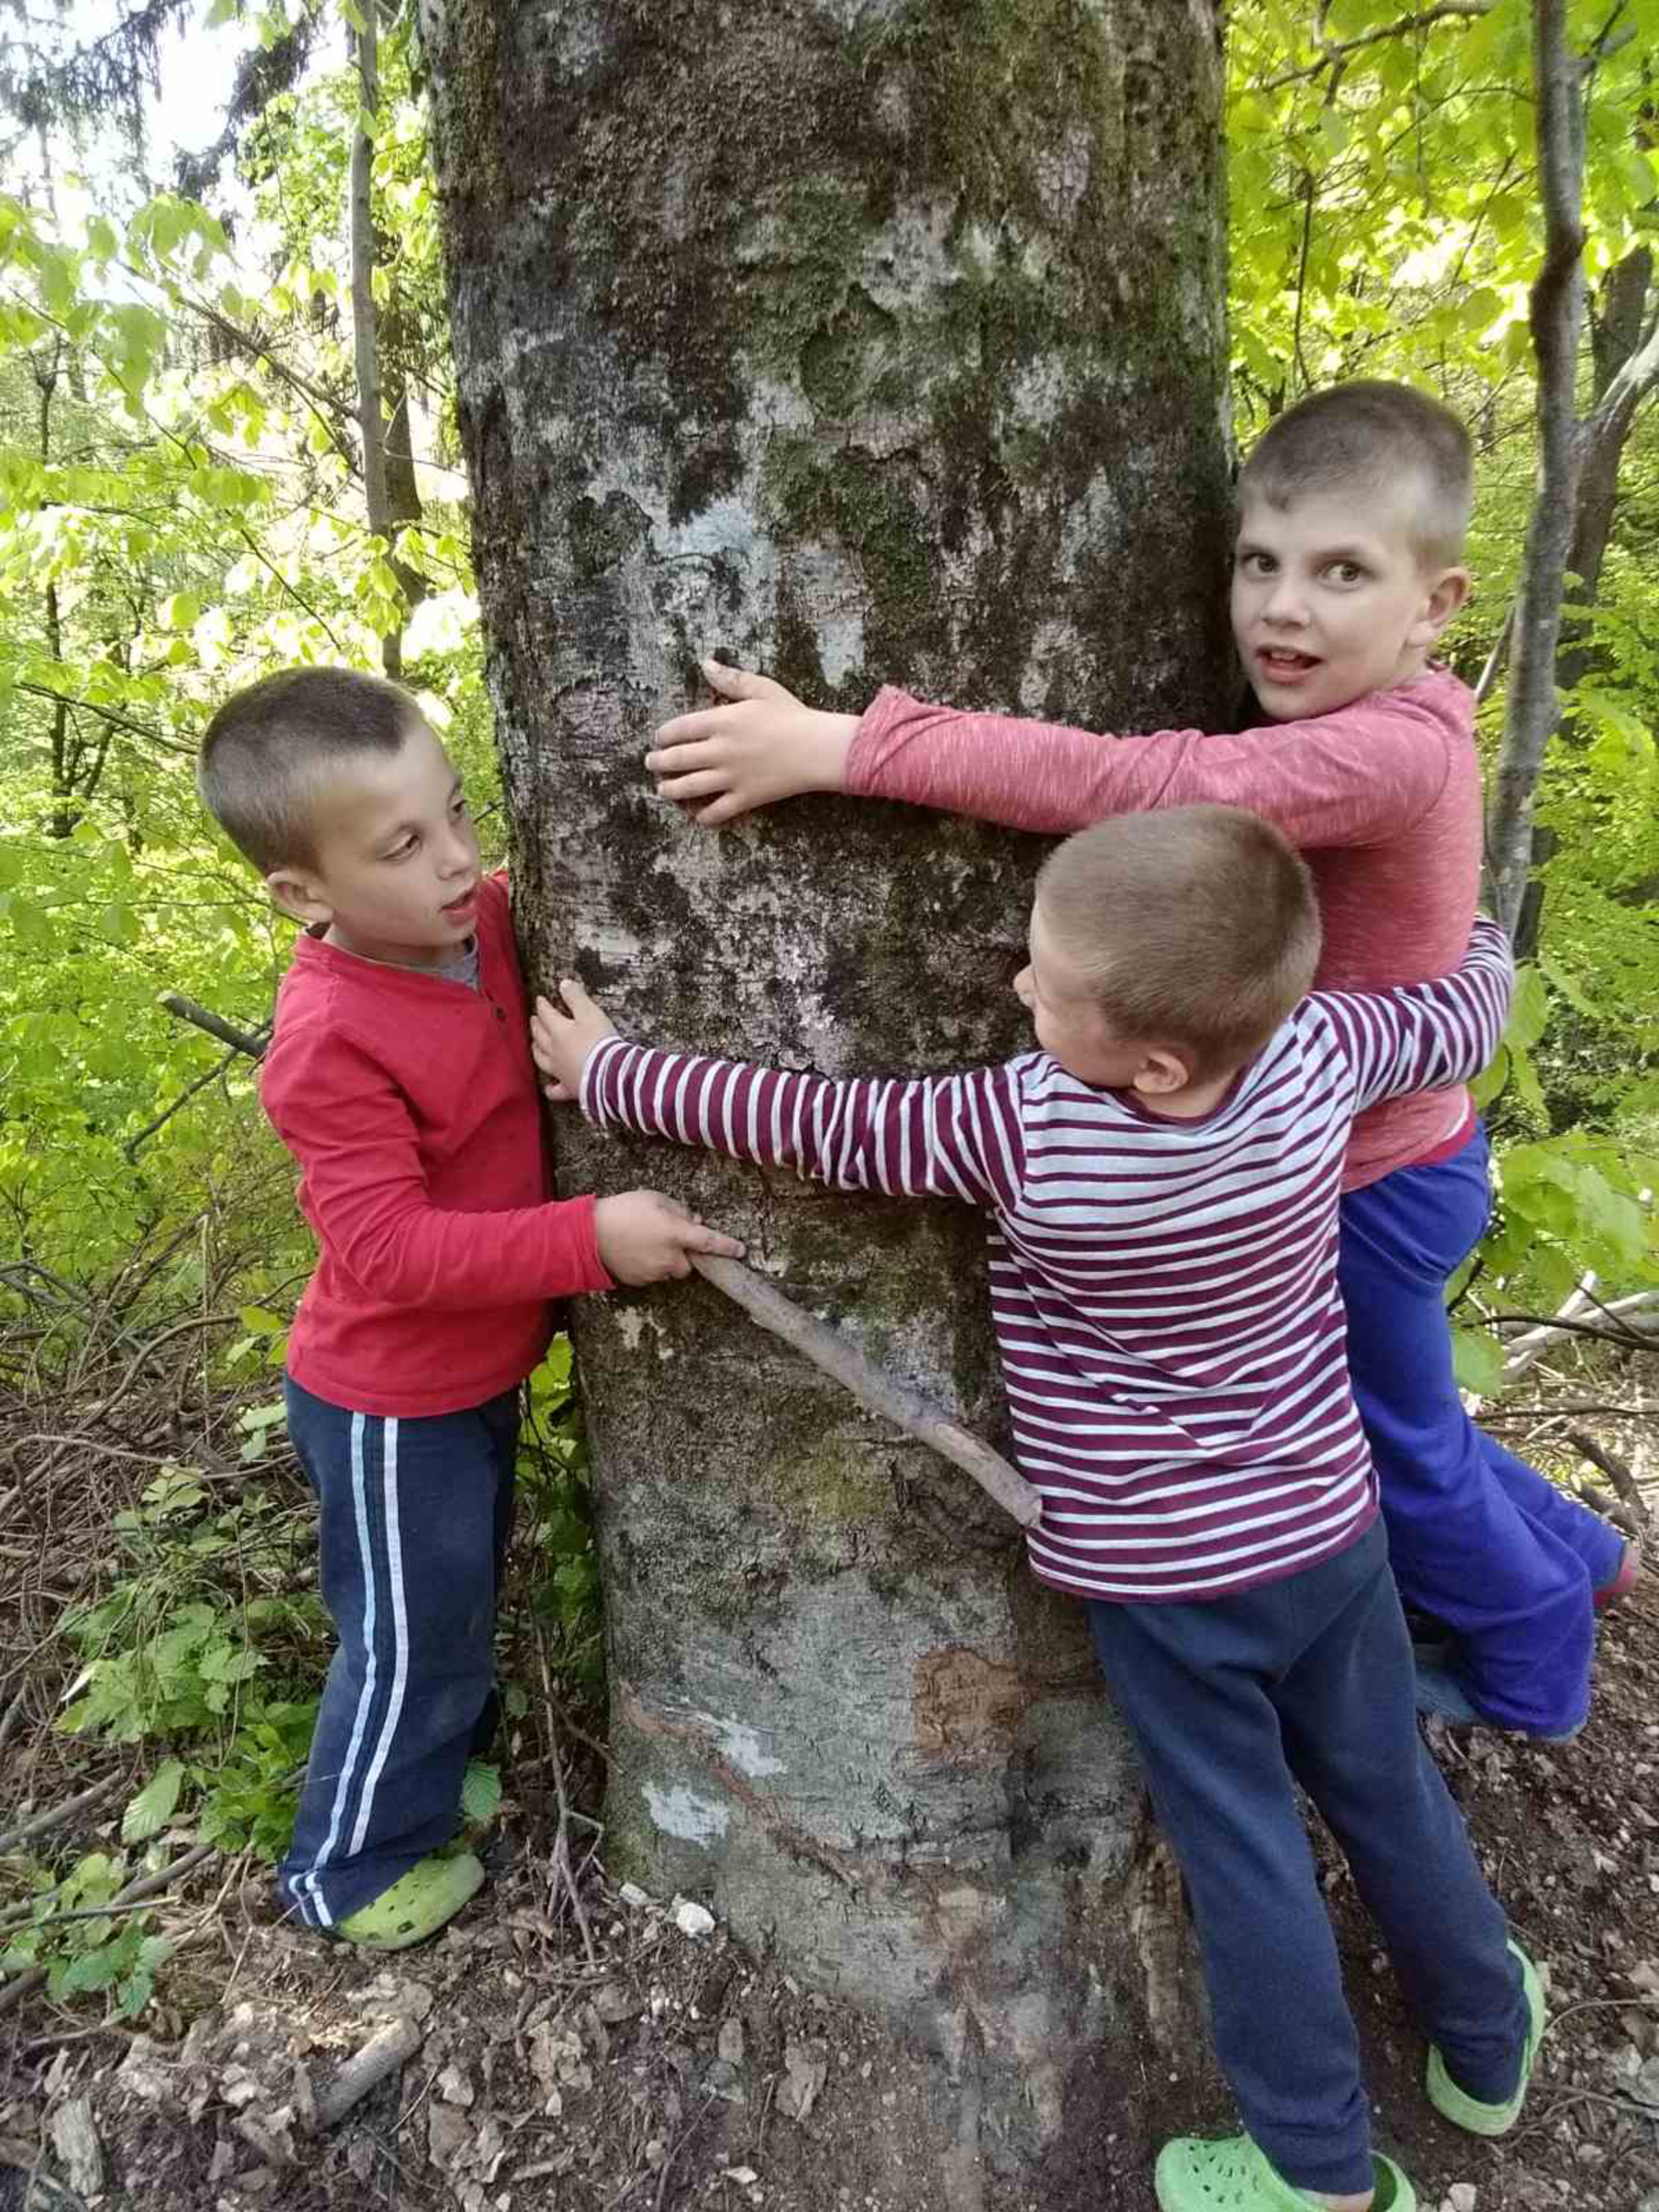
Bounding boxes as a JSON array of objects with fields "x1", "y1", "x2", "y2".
[{"x1": 1, "y1": 1570, "x2": 1656, "y2": 2212}]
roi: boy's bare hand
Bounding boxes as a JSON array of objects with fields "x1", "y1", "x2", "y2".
[
  {"x1": 645, "y1": 657, "x2": 859, "y2": 825},
  {"x1": 594, "y1": 1190, "x2": 746, "y2": 1284},
  {"x1": 532, "y1": 979, "x2": 617, "y2": 1101}
]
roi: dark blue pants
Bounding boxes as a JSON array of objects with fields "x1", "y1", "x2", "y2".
[
  {"x1": 1338, "y1": 1125, "x2": 1621, "y2": 1736},
  {"x1": 279, "y1": 1377, "x2": 518, "y2": 1928},
  {"x1": 1090, "y1": 1521, "x2": 1529, "y2": 2197}
]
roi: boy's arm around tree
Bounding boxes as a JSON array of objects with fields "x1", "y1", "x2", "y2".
[
  {"x1": 647, "y1": 661, "x2": 1463, "y2": 847},
  {"x1": 264, "y1": 1017, "x2": 741, "y2": 1302},
  {"x1": 534, "y1": 982, "x2": 1027, "y2": 1212},
  {"x1": 1313, "y1": 917, "x2": 1514, "y2": 1113}
]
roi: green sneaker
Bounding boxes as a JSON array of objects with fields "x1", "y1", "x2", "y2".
[
  {"x1": 1426, "y1": 1939, "x2": 1545, "y2": 2137},
  {"x1": 335, "y1": 1850, "x2": 485, "y2": 1951},
  {"x1": 1154, "y1": 2133, "x2": 1414, "y2": 2210}
]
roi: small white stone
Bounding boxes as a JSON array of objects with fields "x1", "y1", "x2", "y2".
[
  {"x1": 671, "y1": 1897, "x2": 715, "y2": 1940},
  {"x1": 1447, "y1": 2186, "x2": 1478, "y2": 2212}
]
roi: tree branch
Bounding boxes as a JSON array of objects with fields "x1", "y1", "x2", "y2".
[
  {"x1": 14, "y1": 681, "x2": 195, "y2": 757},
  {"x1": 1259, "y1": 0, "x2": 1490, "y2": 91},
  {"x1": 1483, "y1": 0, "x2": 1587, "y2": 933}
]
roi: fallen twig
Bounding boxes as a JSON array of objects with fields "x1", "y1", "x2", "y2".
[
  {"x1": 0, "y1": 1775, "x2": 124, "y2": 1859},
  {"x1": 690, "y1": 1254, "x2": 1040, "y2": 1528},
  {"x1": 536, "y1": 1628, "x2": 598, "y2": 1970},
  {"x1": 1564, "y1": 1427, "x2": 1651, "y2": 1532},
  {"x1": 312, "y1": 2014, "x2": 425, "y2": 2131}
]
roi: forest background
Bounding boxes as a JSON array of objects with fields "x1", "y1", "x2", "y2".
[{"x1": 0, "y1": 0, "x2": 1655, "y2": 2017}]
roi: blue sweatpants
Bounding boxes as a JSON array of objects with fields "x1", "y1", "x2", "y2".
[
  {"x1": 1338, "y1": 1124, "x2": 1622, "y2": 1736},
  {"x1": 1090, "y1": 1520, "x2": 1530, "y2": 2197},
  {"x1": 279, "y1": 1376, "x2": 518, "y2": 1928}
]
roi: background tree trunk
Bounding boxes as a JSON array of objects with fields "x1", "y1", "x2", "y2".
[{"x1": 421, "y1": 2, "x2": 1232, "y2": 2193}]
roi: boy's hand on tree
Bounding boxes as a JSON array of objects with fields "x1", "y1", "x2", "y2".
[
  {"x1": 593, "y1": 1191, "x2": 746, "y2": 1284},
  {"x1": 646, "y1": 657, "x2": 859, "y2": 824},
  {"x1": 532, "y1": 978, "x2": 618, "y2": 1100}
]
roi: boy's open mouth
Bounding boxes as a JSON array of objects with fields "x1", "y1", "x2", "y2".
[
  {"x1": 1258, "y1": 647, "x2": 1320, "y2": 675},
  {"x1": 442, "y1": 887, "x2": 478, "y2": 916}
]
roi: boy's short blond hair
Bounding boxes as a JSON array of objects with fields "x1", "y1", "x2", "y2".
[
  {"x1": 1239, "y1": 381, "x2": 1473, "y2": 570},
  {"x1": 198, "y1": 667, "x2": 421, "y2": 873},
  {"x1": 1037, "y1": 806, "x2": 1322, "y2": 1080}
]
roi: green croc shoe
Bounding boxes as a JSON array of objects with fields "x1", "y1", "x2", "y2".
[
  {"x1": 335, "y1": 1850, "x2": 485, "y2": 1951},
  {"x1": 1426, "y1": 1939, "x2": 1545, "y2": 2137},
  {"x1": 1154, "y1": 2133, "x2": 1414, "y2": 2210}
]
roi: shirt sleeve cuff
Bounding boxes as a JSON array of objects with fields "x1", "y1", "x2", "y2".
[{"x1": 845, "y1": 686, "x2": 910, "y2": 798}]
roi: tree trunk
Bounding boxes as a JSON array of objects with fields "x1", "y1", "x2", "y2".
[
  {"x1": 348, "y1": 0, "x2": 401, "y2": 677},
  {"x1": 1557, "y1": 244, "x2": 1653, "y2": 695},
  {"x1": 421, "y1": 3, "x2": 1232, "y2": 2194}
]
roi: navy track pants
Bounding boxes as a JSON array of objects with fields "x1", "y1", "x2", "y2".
[
  {"x1": 279, "y1": 1376, "x2": 518, "y2": 1928},
  {"x1": 1090, "y1": 1519, "x2": 1530, "y2": 2196}
]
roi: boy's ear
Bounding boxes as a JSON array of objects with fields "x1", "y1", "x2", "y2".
[
  {"x1": 1414, "y1": 565, "x2": 1470, "y2": 644},
  {"x1": 1131, "y1": 1044, "x2": 1196, "y2": 1098},
  {"x1": 265, "y1": 865, "x2": 333, "y2": 929}
]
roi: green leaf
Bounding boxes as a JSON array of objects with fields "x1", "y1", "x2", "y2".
[
  {"x1": 461, "y1": 1762, "x2": 502, "y2": 1823},
  {"x1": 1503, "y1": 965, "x2": 1550, "y2": 1053},
  {"x1": 122, "y1": 1758, "x2": 185, "y2": 1844},
  {"x1": 1450, "y1": 1324, "x2": 1506, "y2": 1396}
]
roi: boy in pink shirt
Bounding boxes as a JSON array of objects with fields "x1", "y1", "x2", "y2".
[
  {"x1": 197, "y1": 668, "x2": 742, "y2": 1947},
  {"x1": 642, "y1": 381, "x2": 1634, "y2": 1741}
]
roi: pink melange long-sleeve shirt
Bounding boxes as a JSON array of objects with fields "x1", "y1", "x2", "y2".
[
  {"x1": 581, "y1": 923, "x2": 1512, "y2": 1604},
  {"x1": 847, "y1": 666, "x2": 1485, "y2": 1193}
]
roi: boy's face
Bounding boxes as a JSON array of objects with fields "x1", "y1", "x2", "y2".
[
  {"x1": 265, "y1": 717, "x2": 482, "y2": 970},
  {"x1": 1230, "y1": 480, "x2": 1468, "y2": 723},
  {"x1": 1013, "y1": 901, "x2": 1190, "y2": 1097}
]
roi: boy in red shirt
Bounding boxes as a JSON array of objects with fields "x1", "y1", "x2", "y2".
[
  {"x1": 197, "y1": 669, "x2": 742, "y2": 1947},
  {"x1": 641, "y1": 381, "x2": 1635, "y2": 1742}
]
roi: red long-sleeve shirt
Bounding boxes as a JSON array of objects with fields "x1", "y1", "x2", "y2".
[
  {"x1": 261, "y1": 874, "x2": 611, "y2": 1417},
  {"x1": 847, "y1": 667, "x2": 1484, "y2": 1191}
]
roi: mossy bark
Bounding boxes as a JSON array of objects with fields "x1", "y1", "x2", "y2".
[{"x1": 420, "y1": 1, "x2": 1231, "y2": 2195}]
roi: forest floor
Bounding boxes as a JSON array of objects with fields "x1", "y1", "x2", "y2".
[{"x1": 1, "y1": 1378, "x2": 1656, "y2": 2212}]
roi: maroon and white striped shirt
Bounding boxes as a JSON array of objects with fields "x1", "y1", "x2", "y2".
[{"x1": 581, "y1": 922, "x2": 1512, "y2": 1604}]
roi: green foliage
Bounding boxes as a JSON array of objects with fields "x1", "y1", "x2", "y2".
[
  {"x1": 1231, "y1": 0, "x2": 1659, "y2": 1350},
  {"x1": 57, "y1": 1468, "x2": 323, "y2": 1748},
  {"x1": 2, "y1": 1854, "x2": 172, "y2": 2018},
  {"x1": 516, "y1": 1337, "x2": 603, "y2": 1671}
]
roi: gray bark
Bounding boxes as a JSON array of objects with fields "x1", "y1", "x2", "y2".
[
  {"x1": 348, "y1": 1, "x2": 399, "y2": 677},
  {"x1": 1485, "y1": 0, "x2": 1587, "y2": 937},
  {"x1": 420, "y1": 2, "x2": 1232, "y2": 2194}
]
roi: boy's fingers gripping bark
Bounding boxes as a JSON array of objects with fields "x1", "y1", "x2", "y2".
[
  {"x1": 594, "y1": 1190, "x2": 746, "y2": 1285},
  {"x1": 529, "y1": 982, "x2": 616, "y2": 1103},
  {"x1": 645, "y1": 659, "x2": 858, "y2": 825}
]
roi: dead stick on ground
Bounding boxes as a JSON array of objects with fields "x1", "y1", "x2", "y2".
[
  {"x1": 536, "y1": 1629, "x2": 597, "y2": 1969},
  {"x1": 0, "y1": 1774, "x2": 124, "y2": 1858},
  {"x1": 311, "y1": 2016, "x2": 425, "y2": 2132},
  {"x1": 690, "y1": 1255, "x2": 1040, "y2": 1528},
  {"x1": 1564, "y1": 1427, "x2": 1651, "y2": 1534}
]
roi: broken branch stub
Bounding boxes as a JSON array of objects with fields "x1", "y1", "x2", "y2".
[{"x1": 689, "y1": 1254, "x2": 1040, "y2": 1530}]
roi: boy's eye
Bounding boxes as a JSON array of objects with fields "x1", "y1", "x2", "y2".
[
  {"x1": 451, "y1": 793, "x2": 469, "y2": 816},
  {"x1": 388, "y1": 836, "x2": 418, "y2": 860},
  {"x1": 1237, "y1": 550, "x2": 1275, "y2": 576},
  {"x1": 1327, "y1": 561, "x2": 1366, "y2": 585}
]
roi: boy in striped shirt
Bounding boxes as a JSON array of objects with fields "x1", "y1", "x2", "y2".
[
  {"x1": 641, "y1": 382, "x2": 1635, "y2": 1742},
  {"x1": 532, "y1": 807, "x2": 1541, "y2": 2212}
]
